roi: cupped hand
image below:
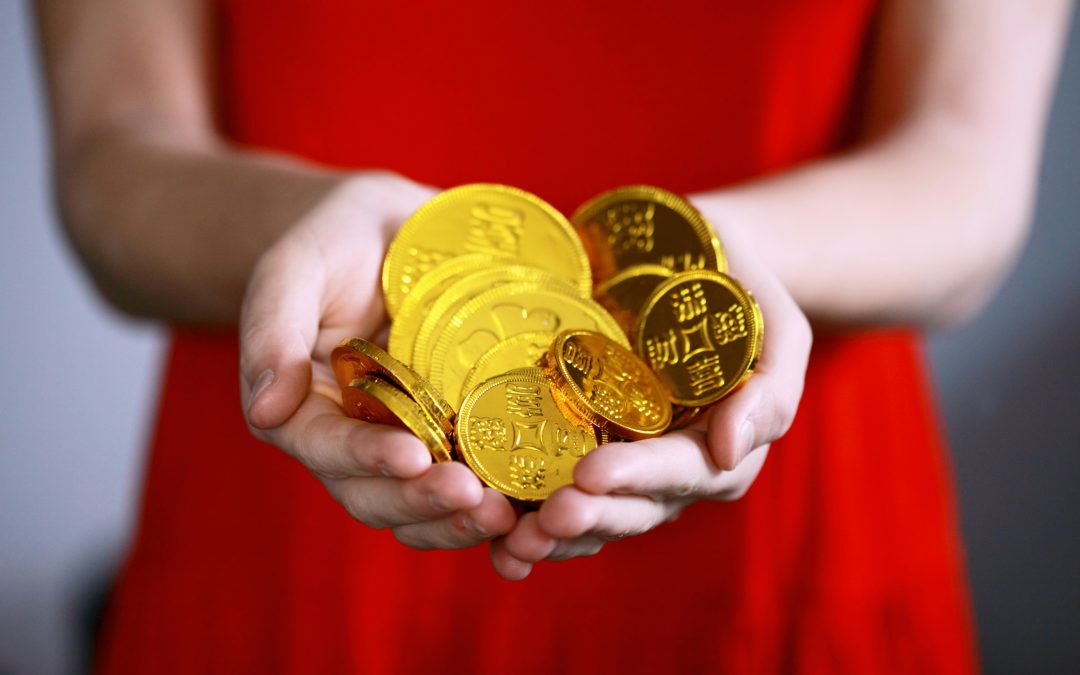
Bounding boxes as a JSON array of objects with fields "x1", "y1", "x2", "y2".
[
  {"x1": 491, "y1": 195, "x2": 812, "y2": 580},
  {"x1": 239, "y1": 172, "x2": 516, "y2": 549}
]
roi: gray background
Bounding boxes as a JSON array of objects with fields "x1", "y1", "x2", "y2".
[{"x1": 1, "y1": 2, "x2": 1077, "y2": 673}]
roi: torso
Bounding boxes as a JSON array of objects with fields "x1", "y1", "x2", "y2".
[{"x1": 96, "y1": 2, "x2": 977, "y2": 672}]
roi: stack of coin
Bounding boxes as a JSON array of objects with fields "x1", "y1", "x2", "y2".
[
  {"x1": 573, "y1": 185, "x2": 762, "y2": 420},
  {"x1": 330, "y1": 183, "x2": 764, "y2": 502}
]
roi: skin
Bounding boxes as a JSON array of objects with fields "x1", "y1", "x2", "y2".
[{"x1": 35, "y1": 0, "x2": 1072, "y2": 580}]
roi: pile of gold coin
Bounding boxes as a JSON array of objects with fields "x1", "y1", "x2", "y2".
[{"x1": 331, "y1": 184, "x2": 763, "y2": 502}]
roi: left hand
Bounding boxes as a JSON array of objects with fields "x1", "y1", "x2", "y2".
[{"x1": 490, "y1": 197, "x2": 812, "y2": 580}]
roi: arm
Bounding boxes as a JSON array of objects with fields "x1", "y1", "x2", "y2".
[
  {"x1": 694, "y1": 0, "x2": 1073, "y2": 327},
  {"x1": 35, "y1": 0, "x2": 349, "y2": 322},
  {"x1": 492, "y1": 0, "x2": 1073, "y2": 577},
  {"x1": 35, "y1": 0, "x2": 517, "y2": 550}
]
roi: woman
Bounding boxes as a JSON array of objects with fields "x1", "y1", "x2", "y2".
[{"x1": 36, "y1": 0, "x2": 1070, "y2": 672}]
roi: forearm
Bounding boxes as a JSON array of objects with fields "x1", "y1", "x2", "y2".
[
  {"x1": 697, "y1": 0, "x2": 1072, "y2": 328},
  {"x1": 57, "y1": 127, "x2": 347, "y2": 323},
  {"x1": 696, "y1": 118, "x2": 1029, "y2": 327}
]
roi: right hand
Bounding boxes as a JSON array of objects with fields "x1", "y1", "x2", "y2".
[{"x1": 239, "y1": 172, "x2": 517, "y2": 550}]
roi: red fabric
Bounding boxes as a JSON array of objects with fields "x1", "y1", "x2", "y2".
[{"x1": 97, "y1": 1, "x2": 978, "y2": 673}]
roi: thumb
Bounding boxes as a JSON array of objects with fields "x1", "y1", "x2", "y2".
[{"x1": 240, "y1": 240, "x2": 324, "y2": 429}]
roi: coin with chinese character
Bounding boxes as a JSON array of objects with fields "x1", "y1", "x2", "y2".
[
  {"x1": 545, "y1": 330, "x2": 671, "y2": 440},
  {"x1": 382, "y1": 183, "x2": 593, "y2": 317},
  {"x1": 635, "y1": 271, "x2": 763, "y2": 407},
  {"x1": 340, "y1": 377, "x2": 454, "y2": 463},
  {"x1": 571, "y1": 185, "x2": 727, "y2": 284},
  {"x1": 456, "y1": 367, "x2": 598, "y2": 501},
  {"x1": 427, "y1": 282, "x2": 628, "y2": 409},
  {"x1": 594, "y1": 263, "x2": 674, "y2": 338},
  {"x1": 330, "y1": 337, "x2": 456, "y2": 441}
]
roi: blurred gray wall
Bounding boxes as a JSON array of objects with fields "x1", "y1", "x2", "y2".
[
  {"x1": 0, "y1": 4, "x2": 164, "y2": 675},
  {"x1": 0, "y1": 2, "x2": 1077, "y2": 674},
  {"x1": 926, "y1": 7, "x2": 1080, "y2": 673}
]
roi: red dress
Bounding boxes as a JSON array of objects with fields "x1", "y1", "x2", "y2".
[{"x1": 97, "y1": 1, "x2": 978, "y2": 673}]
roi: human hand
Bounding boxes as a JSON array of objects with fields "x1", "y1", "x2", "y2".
[
  {"x1": 490, "y1": 195, "x2": 812, "y2": 579},
  {"x1": 240, "y1": 172, "x2": 517, "y2": 549}
]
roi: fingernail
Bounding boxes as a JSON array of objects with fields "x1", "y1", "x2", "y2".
[
  {"x1": 738, "y1": 421, "x2": 754, "y2": 459},
  {"x1": 463, "y1": 517, "x2": 489, "y2": 538},
  {"x1": 249, "y1": 369, "x2": 275, "y2": 408},
  {"x1": 428, "y1": 494, "x2": 452, "y2": 512}
]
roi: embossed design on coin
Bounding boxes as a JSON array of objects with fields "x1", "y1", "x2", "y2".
[
  {"x1": 382, "y1": 184, "x2": 592, "y2": 317},
  {"x1": 426, "y1": 282, "x2": 628, "y2": 408},
  {"x1": 547, "y1": 330, "x2": 671, "y2": 440},
  {"x1": 456, "y1": 368, "x2": 597, "y2": 501},
  {"x1": 635, "y1": 271, "x2": 762, "y2": 407},
  {"x1": 571, "y1": 185, "x2": 727, "y2": 284}
]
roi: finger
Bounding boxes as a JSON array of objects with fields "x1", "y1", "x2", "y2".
[
  {"x1": 489, "y1": 538, "x2": 533, "y2": 581},
  {"x1": 574, "y1": 431, "x2": 720, "y2": 498},
  {"x1": 537, "y1": 486, "x2": 685, "y2": 540},
  {"x1": 707, "y1": 275, "x2": 810, "y2": 470},
  {"x1": 324, "y1": 461, "x2": 484, "y2": 529},
  {"x1": 545, "y1": 536, "x2": 606, "y2": 561},
  {"x1": 240, "y1": 239, "x2": 325, "y2": 429},
  {"x1": 501, "y1": 512, "x2": 559, "y2": 563},
  {"x1": 259, "y1": 389, "x2": 432, "y2": 479},
  {"x1": 575, "y1": 433, "x2": 771, "y2": 502},
  {"x1": 391, "y1": 488, "x2": 517, "y2": 550}
]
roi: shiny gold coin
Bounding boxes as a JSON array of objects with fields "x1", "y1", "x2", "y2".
[
  {"x1": 571, "y1": 185, "x2": 727, "y2": 283},
  {"x1": 330, "y1": 337, "x2": 457, "y2": 441},
  {"x1": 460, "y1": 331, "x2": 556, "y2": 404},
  {"x1": 427, "y1": 282, "x2": 629, "y2": 410},
  {"x1": 341, "y1": 377, "x2": 454, "y2": 463},
  {"x1": 382, "y1": 183, "x2": 592, "y2": 317},
  {"x1": 456, "y1": 367, "x2": 597, "y2": 501},
  {"x1": 594, "y1": 263, "x2": 675, "y2": 338},
  {"x1": 635, "y1": 271, "x2": 763, "y2": 407},
  {"x1": 411, "y1": 266, "x2": 576, "y2": 378},
  {"x1": 388, "y1": 254, "x2": 493, "y2": 363},
  {"x1": 545, "y1": 330, "x2": 671, "y2": 440}
]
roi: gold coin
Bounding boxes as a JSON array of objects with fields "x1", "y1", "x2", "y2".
[
  {"x1": 594, "y1": 263, "x2": 674, "y2": 338},
  {"x1": 635, "y1": 271, "x2": 763, "y2": 407},
  {"x1": 341, "y1": 377, "x2": 454, "y2": 463},
  {"x1": 427, "y1": 282, "x2": 629, "y2": 410},
  {"x1": 571, "y1": 185, "x2": 727, "y2": 283},
  {"x1": 546, "y1": 330, "x2": 672, "y2": 440},
  {"x1": 388, "y1": 254, "x2": 493, "y2": 363},
  {"x1": 459, "y1": 331, "x2": 556, "y2": 406},
  {"x1": 331, "y1": 338, "x2": 457, "y2": 442},
  {"x1": 382, "y1": 183, "x2": 592, "y2": 317},
  {"x1": 411, "y1": 266, "x2": 576, "y2": 378},
  {"x1": 456, "y1": 367, "x2": 597, "y2": 501}
]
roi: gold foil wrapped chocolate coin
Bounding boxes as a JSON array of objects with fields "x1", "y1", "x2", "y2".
[
  {"x1": 340, "y1": 377, "x2": 454, "y2": 464},
  {"x1": 545, "y1": 330, "x2": 671, "y2": 440},
  {"x1": 571, "y1": 185, "x2": 727, "y2": 284},
  {"x1": 635, "y1": 271, "x2": 763, "y2": 407},
  {"x1": 382, "y1": 183, "x2": 592, "y2": 317},
  {"x1": 331, "y1": 337, "x2": 456, "y2": 441},
  {"x1": 456, "y1": 368, "x2": 598, "y2": 501}
]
